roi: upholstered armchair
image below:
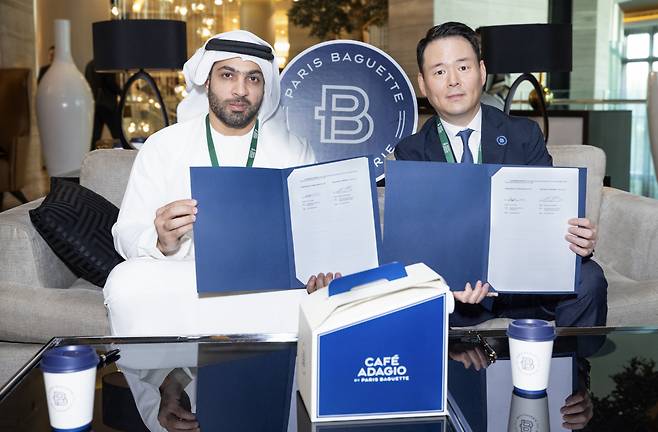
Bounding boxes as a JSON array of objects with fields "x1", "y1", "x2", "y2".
[{"x1": 0, "y1": 68, "x2": 31, "y2": 208}]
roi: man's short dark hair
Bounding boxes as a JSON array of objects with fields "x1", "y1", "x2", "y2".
[{"x1": 416, "y1": 22, "x2": 481, "y2": 73}]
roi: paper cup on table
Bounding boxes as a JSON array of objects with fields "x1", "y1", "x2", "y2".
[
  {"x1": 40, "y1": 345, "x2": 99, "y2": 431},
  {"x1": 506, "y1": 319, "x2": 555, "y2": 396},
  {"x1": 507, "y1": 389, "x2": 549, "y2": 432}
]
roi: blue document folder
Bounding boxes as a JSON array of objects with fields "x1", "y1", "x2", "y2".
[
  {"x1": 191, "y1": 156, "x2": 381, "y2": 294},
  {"x1": 382, "y1": 161, "x2": 586, "y2": 294},
  {"x1": 196, "y1": 342, "x2": 296, "y2": 431}
]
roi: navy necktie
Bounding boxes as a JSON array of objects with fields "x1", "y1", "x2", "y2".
[{"x1": 457, "y1": 128, "x2": 474, "y2": 163}]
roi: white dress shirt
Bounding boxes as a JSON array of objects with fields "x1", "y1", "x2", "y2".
[{"x1": 439, "y1": 107, "x2": 482, "y2": 163}]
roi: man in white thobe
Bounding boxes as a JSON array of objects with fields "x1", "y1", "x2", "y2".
[{"x1": 104, "y1": 31, "x2": 337, "y2": 336}]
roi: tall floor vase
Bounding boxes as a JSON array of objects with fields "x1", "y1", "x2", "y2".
[
  {"x1": 36, "y1": 19, "x2": 93, "y2": 177},
  {"x1": 648, "y1": 72, "x2": 658, "y2": 181}
]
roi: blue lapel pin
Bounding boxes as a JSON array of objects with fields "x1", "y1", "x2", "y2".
[{"x1": 496, "y1": 135, "x2": 508, "y2": 146}]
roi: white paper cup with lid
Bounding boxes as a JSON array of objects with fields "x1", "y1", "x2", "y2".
[
  {"x1": 507, "y1": 319, "x2": 556, "y2": 396},
  {"x1": 40, "y1": 345, "x2": 99, "y2": 431}
]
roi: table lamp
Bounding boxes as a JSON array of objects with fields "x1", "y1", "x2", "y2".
[
  {"x1": 480, "y1": 23, "x2": 572, "y2": 142},
  {"x1": 93, "y1": 19, "x2": 187, "y2": 148}
]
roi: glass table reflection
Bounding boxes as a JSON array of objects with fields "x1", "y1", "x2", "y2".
[
  {"x1": 110, "y1": 336, "x2": 453, "y2": 432},
  {"x1": 1, "y1": 327, "x2": 657, "y2": 431}
]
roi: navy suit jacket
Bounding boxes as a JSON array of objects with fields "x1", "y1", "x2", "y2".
[{"x1": 394, "y1": 104, "x2": 552, "y2": 167}]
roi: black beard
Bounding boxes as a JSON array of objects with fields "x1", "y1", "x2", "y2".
[{"x1": 208, "y1": 87, "x2": 263, "y2": 130}]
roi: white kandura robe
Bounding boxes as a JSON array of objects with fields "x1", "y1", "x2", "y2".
[{"x1": 104, "y1": 112, "x2": 316, "y2": 336}]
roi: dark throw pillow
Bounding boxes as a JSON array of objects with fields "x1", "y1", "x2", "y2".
[{"x1": 29, "y1": 178, "x2": 124, "y2": 287}]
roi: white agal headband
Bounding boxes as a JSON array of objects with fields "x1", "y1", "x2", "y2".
[{"x1": 176, "y1": 30, "x2": 280, "y2": 123}]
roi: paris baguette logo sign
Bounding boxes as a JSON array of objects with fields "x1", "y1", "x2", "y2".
[{"x1": 280, "y1": 40, "x2": 418, "y2": 180}]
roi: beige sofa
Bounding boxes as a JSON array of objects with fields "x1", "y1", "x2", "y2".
[
  {"x1": 1, "y1": 146, "x2": 657, "y2": 345},
  {"x1": 0, "y1": 150, "x2": 134, "y2": 342},
  {"x1": 549, "y1": 145, "x2": 658, "y2": 326}
]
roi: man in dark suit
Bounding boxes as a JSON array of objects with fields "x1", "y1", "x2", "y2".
[{"x1": 394, "y1": 22, "x2": 607, "y2": 327}]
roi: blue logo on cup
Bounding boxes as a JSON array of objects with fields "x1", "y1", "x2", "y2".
[
  {"x1": 496, "y1": 135, "x2": 508, "y2": 146},
  {"x1": 280, "y1": 41, "x2": 417, "y2": 180}
]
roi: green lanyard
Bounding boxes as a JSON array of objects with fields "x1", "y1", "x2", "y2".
[
  {"x1": 205, "y1": 114, "x2": 259, "y2": 167},
  {"x1": 435, "y1": 117, "x2": 482, "y2": 164}
]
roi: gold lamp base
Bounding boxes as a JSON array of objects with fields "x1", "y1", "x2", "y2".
[{"x1": 529, "y1": 86, "x2": 554, "y2": 111}]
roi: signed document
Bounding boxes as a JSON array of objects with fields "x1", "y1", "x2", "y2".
[
  {"x1": 488, "y1": 167, "x2": 579, "y2": 293},
  {"x1": 287, "y1": 157, "x2": 379, "y2": 283},
  {"x1": 191, "y1": 157, "x2": 380, "y2": 294}
]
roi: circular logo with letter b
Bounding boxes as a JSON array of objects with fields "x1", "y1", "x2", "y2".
[{"x1": 280, "y1": 41, "x2": 417, "y2": 180}]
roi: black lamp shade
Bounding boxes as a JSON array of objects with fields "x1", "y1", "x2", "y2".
[
  {"x1": 480, "y1": 24, "x2": 572, "y2": 74},
  {"x1": 93, "y1": 19, "x2": 187, "y2": 71}
]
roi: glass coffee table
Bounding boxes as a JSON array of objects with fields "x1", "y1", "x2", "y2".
[{"x1": 0, "y1": 327, "x2": 657, "y2": 431}]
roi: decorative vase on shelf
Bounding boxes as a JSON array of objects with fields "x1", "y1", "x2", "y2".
[{"x1": 36, "y1": 19, "x2": 93, "y2": 177}]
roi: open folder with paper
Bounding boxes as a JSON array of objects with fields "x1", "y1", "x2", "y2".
[
  {"x1": 191, "y1": 156, "x2": 380, "y2": 294},
  {"x1": 382, "y1": 161, "x2": 586, "y2": 294}
]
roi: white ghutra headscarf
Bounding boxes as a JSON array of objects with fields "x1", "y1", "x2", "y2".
[{"x1": 176, "y1": 30, "x2": 280, "y2": 124}]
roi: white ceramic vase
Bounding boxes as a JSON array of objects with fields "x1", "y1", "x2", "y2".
[
  {"x1": 36, "y1": 19, "x2": 93, "y2": 177},
  {"x1": 647, "y1": 71, "x2": 658, "y2": 179}
]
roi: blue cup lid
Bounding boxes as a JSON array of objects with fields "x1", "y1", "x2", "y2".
[
  {"x1": 507, "y1": 319, "x2": 556, "y2": 342},
  {"x1": 513, "y1": 387, "x2": 548, "y2": 399},
  {"x1": 40, "y1": 345, "x2": 99, "y2": 373}
]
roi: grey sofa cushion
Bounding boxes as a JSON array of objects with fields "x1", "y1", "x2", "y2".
[
  {"x1": 547, "y1": 144, "x2": 605, "y2": 225},
  {"x1": 0, "y1": 281, "x2": 109, "y2": 343},
  {"x1": 80, "y1": 149, "x2": 137, "y2": 207},
  {"x1": 0, "y1": 199, "x2": 78, "y2": 288},
  {"x1": 598, "y1": 260, "x2": 658, "y2": 326},
  {"x1": 597, "y1": 187, "x2": 658, "y2": 281}
]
